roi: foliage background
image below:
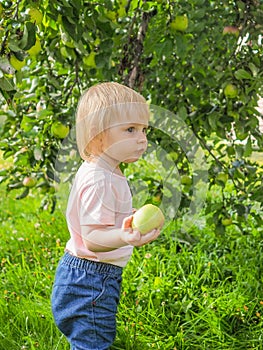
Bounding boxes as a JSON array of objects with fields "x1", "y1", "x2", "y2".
[
  {"x1": 0, "y1": 0, "x2": 263, "y2": 231},
  {"x1": 0, "y1": 0, "x2": 263, "y2": 349}
]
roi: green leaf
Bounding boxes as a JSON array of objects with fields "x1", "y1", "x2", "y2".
[
  {"x1": 0, "y1": 57, "x2": 15, "y2": 75},
  {"x1": 16, "y1": 187, "x2": 30, "y2": 200},
  {"x1": 8, "y1": 40, "x2": 22, "y2": 52},
  {"x1": 0, "y1": 77, "x2": 15, "y2": 91},
  {"x1": 248, "y1": 62, "x2": 259, "y2": 77},
  {"x1": 243, "y1": 136, "x2": 252, "y2": 157},
  {"x1": 175, "y1": 34, "x2": 188, "y2": 59},
  {"x1": 208, "y1": 113, "x2": 220, "y2": 130},
  {"x1": 153, "y1": 38, "x2": 173, "y2": 59},
  {"x1": 178, "y1": 106, "x2": 187, "y2": 120},
  {"x1": 62, "y1": 16, "x2": 76, "y2": 40},
  {"x1": 20, "y1": 116, "x2": 35, "y2": 132},
  {"x1": 20, "y1": 22, "x2": 36, "y2": 50},
  {"x1": 234, "y1": 69, "x2": 253, "y2": 80},
  {"x1": 100, "y1": 38, "x2": 113, "y2": 51}
]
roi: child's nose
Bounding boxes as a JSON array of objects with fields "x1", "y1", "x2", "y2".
[{"x1": 137, "y1": 132, "x2": 147, "y2": 143}]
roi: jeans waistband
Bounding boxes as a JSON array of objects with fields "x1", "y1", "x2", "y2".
[{"x1": 61, "y1": 252, "x2": 123, "y2": 277}]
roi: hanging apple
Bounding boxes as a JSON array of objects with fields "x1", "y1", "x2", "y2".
[
  {"x1": 221, "y1": 217, "x2": 233, "y2": 226},
  {"x1": 181, "y1": 174, "x2": 192, "y2": 185},
  {"x1": 51, "y1": 121, "x2": 69, "y2": 139},
  {"x1": 170, "y1": 15, "x2": 188, "y2": 32},
  {"x1": 224, "y1": 84, "x2": 238, "y2": 98},
  {"x1": 23, "y1": 176, "x2": 37, "y2": 188}
]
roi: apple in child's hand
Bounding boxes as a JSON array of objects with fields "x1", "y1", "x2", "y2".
[{"x1": 132, "y1": 204, "x2": 165, "y2": 235}]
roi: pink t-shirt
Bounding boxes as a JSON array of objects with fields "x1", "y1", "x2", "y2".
[{"x1": 65, "y1": 161, "x2": 134, "y2": 267}]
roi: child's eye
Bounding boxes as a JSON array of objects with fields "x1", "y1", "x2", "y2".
[
  {"x1": 127, "y1": 127, "x2": 135, "y2": 133},
  {"x1": 143, "y1": 127, "x2": 148, "y2": 134}
]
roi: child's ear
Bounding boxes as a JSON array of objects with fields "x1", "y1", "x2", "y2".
[
  {"x1": 99, "y1": 131, "x2": 108, "y2": 153},
  {"x1": 88, "y1": 133, "x2": 105, "y2": 156}
]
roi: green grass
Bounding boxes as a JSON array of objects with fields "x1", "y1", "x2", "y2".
[{"x1": 1, "y1": 181, "x2": 263, "y2": 349}]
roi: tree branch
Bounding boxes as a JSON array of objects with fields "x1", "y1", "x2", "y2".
[
  {"x1": 63, "y1": 59, "x2": 79, "y2": 105},
  {"x1": 119, "y1": 2, "x2": 156, "y2": 90}
]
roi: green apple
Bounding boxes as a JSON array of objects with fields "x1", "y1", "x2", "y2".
[
  {"x1": 132, "y1": 204, "x2": 164, "y2": 235},
  {"x1": 181, "y1": 175, "x2": 192, "y2": 185},
  {"x1": 51, "y1": 121, "x2": 69, "y2": 139},
  {"x1": 224, "y1": 84, "x2": 238, "y2": 98},
  {"x1": 170, "y1": 15, "x2": 188, "y2": 32},
  {"x1": 23, "y1": 176, "x2": 37, "y2": 188},
  {"x1": 166, "y1": 152, "x2": 178, "y2": 162},
  {"x1": 221, "y1": 217, "x2": 233, "y2": 226}
]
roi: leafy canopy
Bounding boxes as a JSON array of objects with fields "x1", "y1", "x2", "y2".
[{"x1": 0, "y1": 0, "x2": 262, "y2": 234}]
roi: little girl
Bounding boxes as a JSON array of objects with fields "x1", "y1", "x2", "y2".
[{"x1": 51, "y1": 82, "x2": 161, "y2": 350}]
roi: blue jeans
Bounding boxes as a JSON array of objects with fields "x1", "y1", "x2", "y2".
[{"x1": 51, "y1": 252, "x2": 123, "y2": 350}]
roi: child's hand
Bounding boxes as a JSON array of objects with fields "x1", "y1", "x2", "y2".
[{"x1": 121, "y1": 215, "x2": 161, "y2": 247}]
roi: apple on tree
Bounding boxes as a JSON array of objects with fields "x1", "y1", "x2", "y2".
[
  {"x1": 51, "y1": 121, "x2": 70, "y2": 139},
  {"x1": 170, "y1": 15, "x2": 188, "y2": 32},
  {"x1": 221, "y1": 217, "x2": 233, "y2": 226},
  {"x1": 23, "y1": 176, "x2": 37, "y2": 188},
  {"x1": 224, "y1": 84, "x2": 238, "y2": 98},
  {"x1": 181, "y1": 174, "x2": 192, "y2": 186},
  {"x1": 132, "y1": 204, "x2": 165, "y2": 235}
]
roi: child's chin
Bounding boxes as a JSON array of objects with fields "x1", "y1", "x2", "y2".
[{"x1": 123, "y1": 157, "x2": 140, "y2": 163}]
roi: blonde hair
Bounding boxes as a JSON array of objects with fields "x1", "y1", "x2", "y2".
[{"x1": 76, "y1": 82, "x2": 150, "y2": 160}]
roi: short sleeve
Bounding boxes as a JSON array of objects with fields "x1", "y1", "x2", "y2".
[{"x1": 79, "y1": 179, "x2": 116, "y2": 226}]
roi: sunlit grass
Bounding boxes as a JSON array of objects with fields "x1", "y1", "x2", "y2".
[
  {"x1": 0, "y1": 184, "x2": 68, "y2": 350},
  {"x1": 1, "y1": 171, "x2": 263, "y2": 349}
]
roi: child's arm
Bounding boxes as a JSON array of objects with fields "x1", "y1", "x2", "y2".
[{"x1": 81, "y1": 216, "x2": 160, "y2": 252}]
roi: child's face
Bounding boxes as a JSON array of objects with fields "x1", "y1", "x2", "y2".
[{"x1": 102, "y1": 121, "x2": 148, "y2": 165}]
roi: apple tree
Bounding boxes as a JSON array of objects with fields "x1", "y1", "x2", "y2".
[{"x1": 0, "y1": 0, "x2": 262, "y2": 234}]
